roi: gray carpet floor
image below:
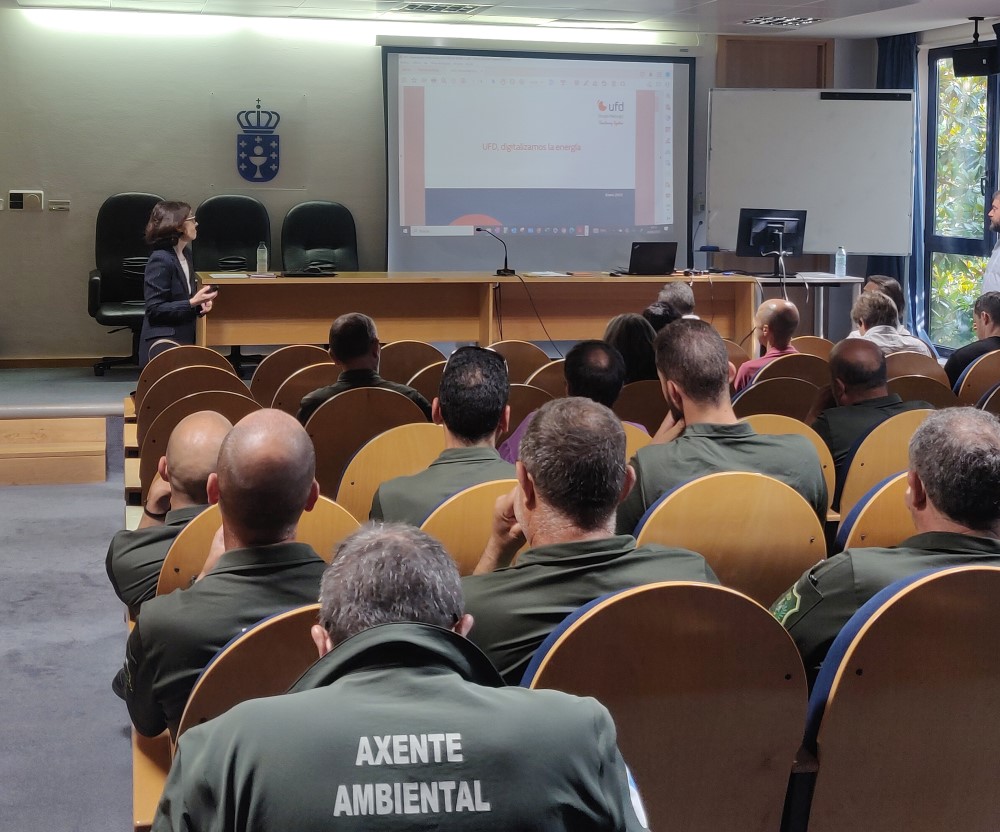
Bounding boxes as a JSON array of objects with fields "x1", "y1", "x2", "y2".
[{"x1": 0, "y1": 433, "x2": 131, "y2": 832}]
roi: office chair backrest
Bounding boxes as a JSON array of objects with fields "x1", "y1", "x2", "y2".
[
  {"x1": 193, "y1": 194, "x2": 270, "y2": 272},
  {"x1": 94, "y1": 192, "x2": 164, "y2": 302},
  {"x1": 281, "y1": 200, "x2": 359, "y2": 272}
]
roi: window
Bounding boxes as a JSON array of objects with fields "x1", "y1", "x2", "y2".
[{"x1": 925, "y1": 47, "x2": 998, "y2": 348}]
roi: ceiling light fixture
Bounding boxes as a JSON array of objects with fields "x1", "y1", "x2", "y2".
[{"x1": 742, "y1": 15, "x2": 821, "y2": 27}]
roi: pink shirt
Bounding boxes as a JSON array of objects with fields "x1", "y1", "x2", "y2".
[{"x1": 733, "y1": 345, "x2": 799, "y2": 391}]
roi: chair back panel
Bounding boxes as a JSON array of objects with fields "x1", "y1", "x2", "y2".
[
  {"x1": 741, "y1": 414, "x2": 835, "y2": 506},
  {"x1": 835, "y1": 473, "x2": 915, "y2": 551},
  {"x1": 731, "y1": 377, "x2": 818, "y2": 421},
  {"x1": 722, "y1": 339, "x2": 751, "y2": 371},
  {"x1": 957, "y1": 350, "x2": 1000, "y2": 405},
  {"x1": 271, "y1": 363, "x2": 341, "y2": 414},
  {"x1": 305, "y1": 387, "x2": 427, "y2": 498},
  {"x1": 137, "y1": 366, "x2": 249, "y2": 445},
  {"x1": 839, "y1": 408, "x2": 933, "y2": 516},
  {"x1": 524, "y1": 359, "x2": 567, "y2": 399},
  {"x1": 979, "y1": 382, "x2": 1000, "y2": 416},
  {"x1": 501, "y1": 384, "x2": 553, "y2": 444},
  {"x1": 407, "y1": 361, "x2": 447, "y2": 403},
  {"x1": 280, "y1": 200, "x2": 359, "y2": 272},
  {"x1": 158, "y1": 497, "x2": 355, "y2": 596},
  {"x1": 635, "y1": 472, "x2": 826, "y2": 605},
  {"x1": 136, "y1": 346, "x2": 235, "y2": 410},
  {"x1": 487, "y1": 340, "x2": 550, "y2": 383},
  {"x1": 526, "y1": 582, "x2": 807, "y2": 832},
  {"x1": 192, "y1": 195, "x2": 270, "y2": 272},
  {"x1": 887, "y1": 374, "x2": 958, "y2": 409},
  {"x1": 175, "y1": 604, "x2": 321, "y2": 743},
  {"x1": 885, "y1": 350, "x2": 948, "y2": 385},
  {"x1": 94, "y1": 192, "x2": 164, "y2": 303},
  {"x1": 612, "y1": 379, "x2": 668, "y2": 435},
  {"x1": 138, "y1": 392, "x2": 260, "y2": 503},
  {"x1": 753, "y1": 352, "x2": 830, "y2": 387},
  {"x1": 791, "y1": 335, "x2": 835, "y2": 360},
  {"x1": 337, "y1": 423, "x2": 447, "y2": 521},
  {"x1": 420, "y1": 479, "x2": 518, "y2": 575},
  {"x1": 249, "y1": 345, "x2": 332, "y2": 406},
  {"x1": 806, "y1": 566, "x2": 1000, "y2": 832},
  {"x1": 621, "y1": 421, "x2": 651, "y2": 461},
  {"x1": 378, "y1": 340, "x2": 445, "y2": 384}
]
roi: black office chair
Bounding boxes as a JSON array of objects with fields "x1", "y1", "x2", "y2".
[
  {"x1": 281, "y1": 200, "x2": 359, "y2": 273},
  {"x1": 88, "y1": 192, "x2": 164, "y2": 376},
  {"x1": 193, "y1": 194, "x2": 271, "y2": 370}
]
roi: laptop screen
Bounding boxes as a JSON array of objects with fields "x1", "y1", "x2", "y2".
[{"x1": 628, "y1": 242, "x2": 677, "y2": 275}]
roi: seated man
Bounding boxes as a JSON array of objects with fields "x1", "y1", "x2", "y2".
[
  {"x1": 773, "y1": 408, "x2": 1000, "y2": 686},
  {"x1": 944, "y1": 291, "x2": 1000, "y2": 388},
  {"x1": 500, "y1": 339, "x2": 637, "y2": 464},
  {"x1": 848, "y1": 291, "x2": 932, "y2": 357},
  {"x1": 643, "y1": 281, "x2": 697, "y2": 331},
  {"x1": 297, "y1": 312, "x2": 432, "y2": 424},
  {"x1": 105, "y1": 411, "x2": 231, "y2": 615},
  {"x1": 615, "y1": 319, "x2": 827, "y2": 535},
  {"x1": 466, "y1": 397, "x2": 717, "y2": 684},
  {"x1": 371, "y1": 346, "x2": 514, "y2": 525},
  {"x1": 808, "y1": 338, "x2": 932, "y2": 509},
  {"x1": 156, "y1": 524, "x2": 649, "y2": 831},
  {"x1": 117, "y1": 409, "x2": 327, "y2": 737},
  {"x1": 851, "y1": 274, "x2": 912, "y2": 336},
  {"x1": 733, "y1": 299, "x2": 800, "y2": 391}
]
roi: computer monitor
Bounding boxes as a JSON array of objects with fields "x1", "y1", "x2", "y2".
[{"x1": 736, "y1": 208, "x2": 807, "y2": 277}]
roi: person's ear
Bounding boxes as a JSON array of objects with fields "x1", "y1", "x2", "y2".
[
  {"x1": 206, "y1": 472, "x2": 220, "y2": 506},
  {"x1": 303, "y1": 479, "x2": 320, "y2": 513},
  {"x1": 452, "y1": 613, "x2": 474, "y2": 638},
  {"x1": 157, "y1": 455, "x2": 169, "y2": 483},
  {"x1": 496, "y1": 405, "x2": 511, "y2": 438},
  {"x1": 664, "y1": 379, "x2": 684, "y2": 412},
  {"x1": 515, "y1": 461, "x2": 536, "y2": 510},
  {"x1": 983, "y1": 311, "x2": 994, "y2": 330},
  {"x1": 311, "y1": 624, "x2": 334, "y2": 658},
  {"x1": 833, "y1": 378, "x2": 847, "y2": 403},
  {"x1": 906, "y1": 468, "x2": 927, "y2": 513},
  {"x1": 431, "y1": 398, "x2": 444, "y2": 426},
  {"x1": 727, "y1": 361, "x2": 737, "y2": 385},
  {"x1": 618, "y1": 463, "x2": 637, "y2": 505}
]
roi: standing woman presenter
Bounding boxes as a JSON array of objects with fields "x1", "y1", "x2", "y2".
[{"x1": 138, "y1": 201, "x2": 218, "y2": 366}]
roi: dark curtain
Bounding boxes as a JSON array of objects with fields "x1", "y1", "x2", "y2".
[{"x1": 867, "y1": 33, "x2": 925, "y2": 341}]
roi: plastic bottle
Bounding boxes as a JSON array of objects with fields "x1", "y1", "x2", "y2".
[
  {"x1": 256, "y1": 241, "x2": 268, "y2": 273},
  {"x1": 835, "y1": 246, "x2": 847, "y2": 278}
]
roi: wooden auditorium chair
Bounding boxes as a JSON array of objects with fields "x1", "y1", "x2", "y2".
[
  {"x1": 887, "y1": 374, "x2": 958, "y2": 409},
  {"x1": 335, "y1": 422, "x2": 447, "y2": 522},
  {"x1": 248, "y1": 344, "x2": 331, "y2": 406},
  {"x1": 612, "y1": 379, "x2": 668, "y2": 435},
  {"x1": 621, "y1": 421, "x2": 651, "y2": 460},
  {"x1": 722, "y1": 338, "x2": 751, "y2": 373},
  {"x1": 978, "y1": 381, "x2": 1000, "y2": 416},
  {"x1": 419, "y1": 479, "x2": 518, "y2": 575},
  {"x1": 270, "y1": 362, "x2": 341, "y2": 415},
  {"x1": 487, "y1": 339, "x2": 550, "y2": 383},
  {"x1": 790, "y1": 335, "x2": 835, "y2": 360},
  {"x1": 789, "y1": 566, "x2": 1000, "y2": 832},
  {"x1": 377, "y1": 340, "x2": 445, "y2": 384},
  {"x1": 634, "y1": 472, "x2": 826, "y2": 606},
  {"x1": 752, "y1": 352, "x2": 830, "y2": 387},
  {"x1": 134, "y1": 345, "x2": 235, "y2": 412},
  {"x1": 304, "y1": 387, "x2": 428, "y2": 498},
  {"x1": 524, "y1": 359, "x2": 567, "y2": 399},
  {"x1": 136, "y1": 365, "x2": 248, "y2": 446},
  {"x1": 731, "y1": 377, "x2": 818, "y2": 422},
  {"x1": 955, "y1": 350, "x2": 1000, "y2": 405},
  {"x1": 523, "y1": 582, "x2": 807, "y2": 832},
  {"x1": 406, "y1": 360, "x2": 446, "y2": 404},
  {"x1": 884, "y1": 350, "x2": 949, "y2": 385},
  {"x1": 834, "y1": 472, "x2": 915, "y2": 551}
]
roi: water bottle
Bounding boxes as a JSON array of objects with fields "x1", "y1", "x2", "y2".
[
  {"x1": 834, "y1": 246, "x2": 847, "y2": 278},
  {"x1": 256, "y1": 241, "x2": 268, "y2": 272}
]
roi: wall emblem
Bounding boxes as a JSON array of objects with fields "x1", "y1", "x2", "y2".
[{"x1": 236, "y1": 99, "x2": 280, "y2": 182}]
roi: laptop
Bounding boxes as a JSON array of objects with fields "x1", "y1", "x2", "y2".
[{"x1": 625, "y1": 241, "x2": 678, "y2": 275}]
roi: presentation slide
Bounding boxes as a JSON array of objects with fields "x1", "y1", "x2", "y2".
[{"x1": 384, "y1": 49, "x2": 693, "y2": 273}]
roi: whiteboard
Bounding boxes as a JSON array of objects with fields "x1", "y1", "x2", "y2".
[{"x1": 707, "y1": 89, "x2": 915, "y2": 256}]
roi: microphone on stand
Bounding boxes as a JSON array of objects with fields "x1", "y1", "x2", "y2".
[{"x1": 476, "y1": 227, "x2": 515, "y2": 276}]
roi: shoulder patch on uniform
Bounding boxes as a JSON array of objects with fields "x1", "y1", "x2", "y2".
[{"x1": 771, "y1": 585, "x2": 802, "y2": 625}]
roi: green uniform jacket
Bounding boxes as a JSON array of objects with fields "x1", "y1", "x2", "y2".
[
  {"x1": 120, "y1": 541, "x2": 326, "y2": 737},
  {"x1": 771, "y1": 531, "x2": 1000, "y2": 686},
  {"x1": 105, "y1": 505, "x2": 207, "y2": 616},
  {"x1": 154, "y1": 623, "x2": 649, "y2": 832},
  {"x1": 297, "y1": 368, "x2": 432, "y2": 424},
  {"x1": 615, "y1": 422, "x2": 828, "y2": 535},
  {"x1": 463, "y1": 535, "x2": 719, "y2": 684},
  {"x1": 370, "y1": 447, "x2": 515, "y2": 526}
]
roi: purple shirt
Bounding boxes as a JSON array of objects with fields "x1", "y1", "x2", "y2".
[
  {"x1": 733, "y1": 345, "x2": 798, "y2": 392},
  {"x1": 499, "y1": 410, "x2": 649, "y2": 464}
]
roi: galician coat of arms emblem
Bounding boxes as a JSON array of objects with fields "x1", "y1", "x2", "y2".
[{"x1": 236, "y1": 99, "x2": 280, "y2": 182}]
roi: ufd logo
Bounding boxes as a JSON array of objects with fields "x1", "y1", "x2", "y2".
[
  {"x1": 237, "y1": 99, "x2": 280, "y2": 183},
  {"x1": 597, "y1": 100, "x2": 625, "y2": 113}
]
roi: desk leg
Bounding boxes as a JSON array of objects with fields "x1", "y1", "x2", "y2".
[
  {"x1": 480, "y1": 283, "x2": 496, "y2": 345},
  {"x1": 815, "y1": 286, "x2": 827, "y2": 339}
]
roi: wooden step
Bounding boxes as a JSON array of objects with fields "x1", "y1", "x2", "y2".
[{"x1": 0, "y1": 418, "x2": 105, "y2": 485}]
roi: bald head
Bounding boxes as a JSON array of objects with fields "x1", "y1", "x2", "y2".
[
  {"x1": 829, "y1": 338, "x2": 888, "y2": 404},
  {"x1": 164, "y1": 411, "x2": 232, "y2": 504},
  {"x1": 214, "y1": 409, "x2": 317, "y2": 545},
  {"x1": 755, "y1": 299, "x2": 799, "y2": 349}
]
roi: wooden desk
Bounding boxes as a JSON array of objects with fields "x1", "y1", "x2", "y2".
[{"x1": 195, "y1": 273, "x2": 757, "y2": 347}]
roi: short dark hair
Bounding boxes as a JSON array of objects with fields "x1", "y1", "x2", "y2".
[
  {"x1": 865, "y1": 275, "x2": 906, "y2": 317},
  {"x1": 654, "y1": 319, "x2": 729, "y2": 404},
  {"x1": 974, "y1": 291, "x2": 1000, "y2": 321},
  {"x1": 564, "y1": 340, "x2": 627, "y2": 407},
  {"x1": 909, "y1": 409, "x2": 1000, "y2": 531},
  {"x1": 329, "y1": 313, "x2": 377, "y2": 362},
  {"x1": 438, "y1": 347, "x2": 509, "y2": 443},
  {"x1": 519, "y1": 398, "x2": 626, "y2": 530},
  {"x1": 829, "y1": 338, "x2": 887, "y2": 393},
  {"x1": 602, "y1": 315, "x2": 656, "y2": 386},
  {"x1": 144, "y1": 201, "x2": 191, "y2": 247},
  {"x1": 852, "y1": 291, "x2": 899, "y2": 329},
  {"x1": 319, "y1": 524, "x2": 464, "y2": 644}
]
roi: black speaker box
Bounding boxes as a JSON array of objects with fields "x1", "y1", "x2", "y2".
[{"x1": 953, "y1": 43, "x2": 1000, "y2": 77}]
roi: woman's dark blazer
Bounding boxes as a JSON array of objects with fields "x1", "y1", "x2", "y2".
[{"x1": 139, "y1": 247, "x2": 197, "y2": 366}]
